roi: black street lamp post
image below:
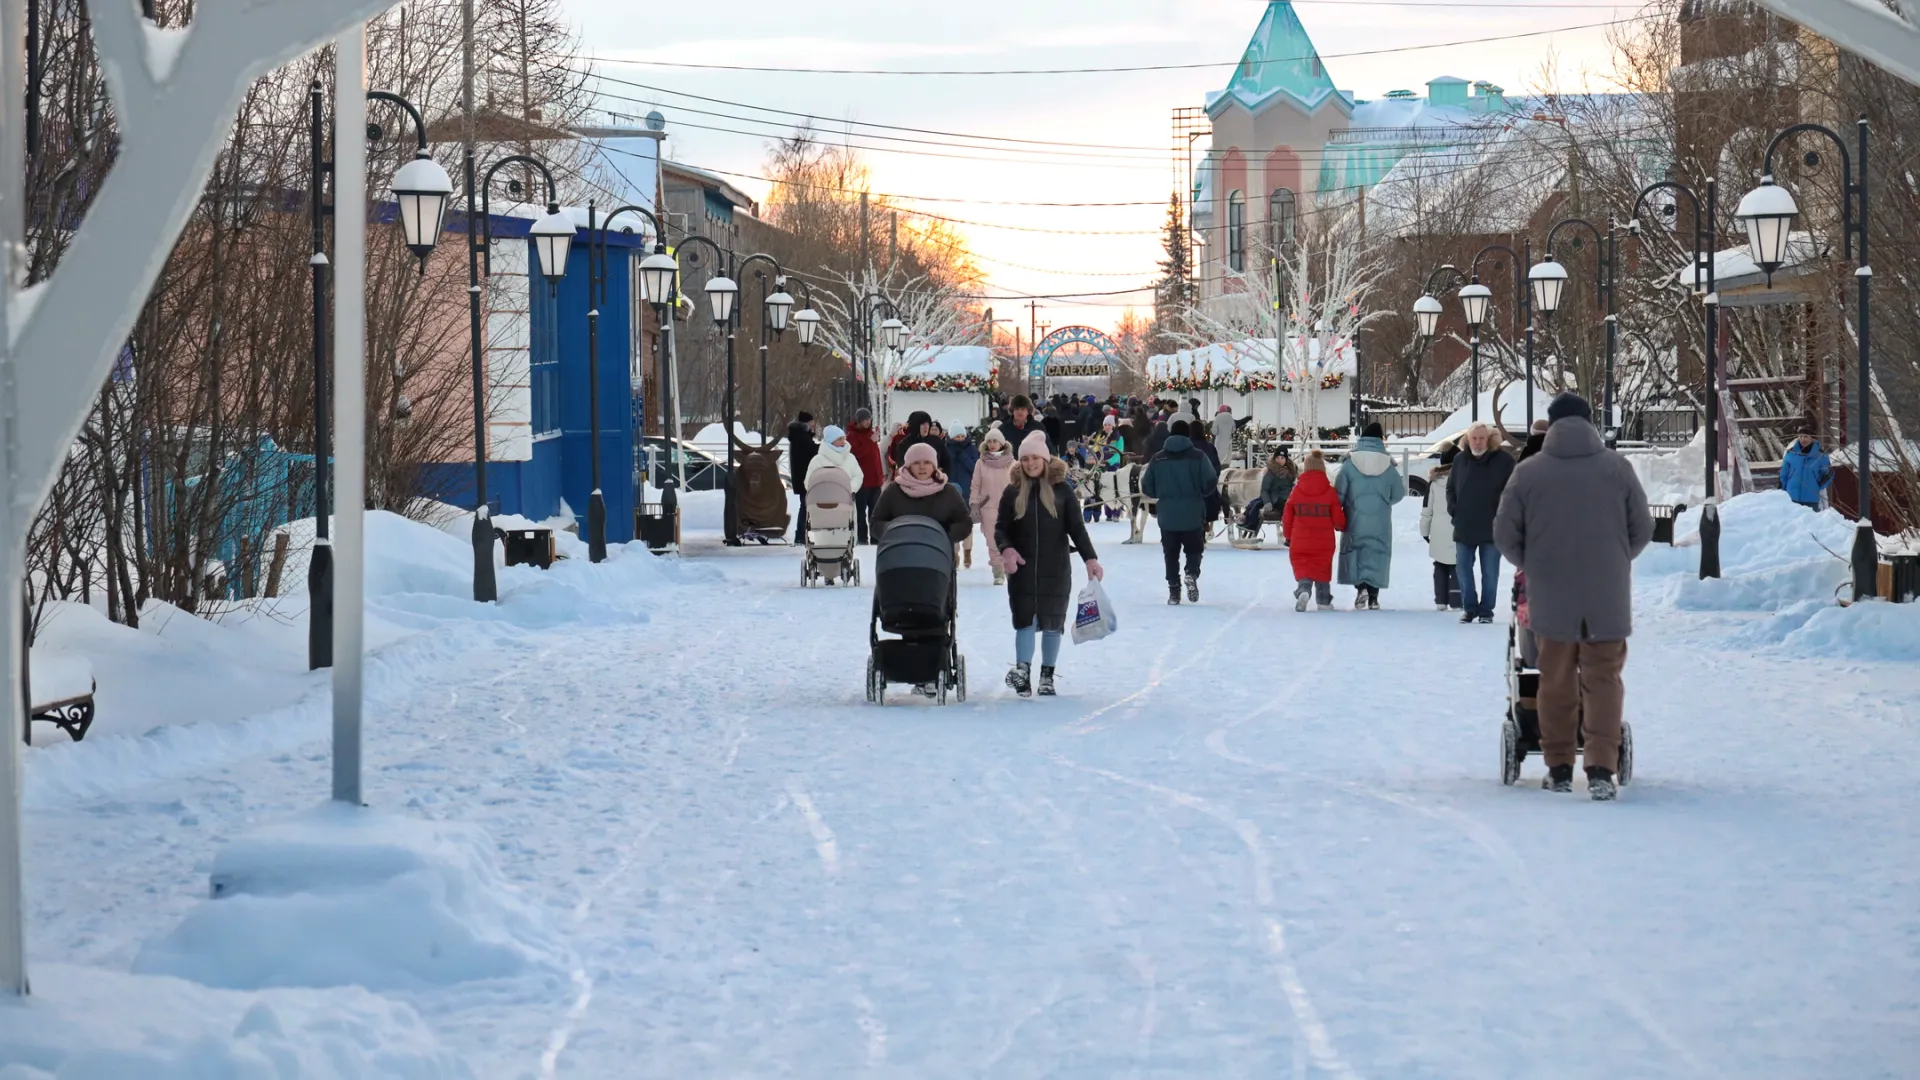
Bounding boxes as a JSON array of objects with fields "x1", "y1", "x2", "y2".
[
  {"x1": 1738, "y1": 117, "x2": 1874, "y2": 600},
  {"x1": 663, "y1": 236, "x2": 741, "y2": 541},
  {"x1": 1530, "y1": 217, "x2": 1617, "y2": 438},
  {"x1": 854, "y1": 293, "x2": 906, "y2": 421},
  {"x1": 307, "y1": 82, "x2": 449, "y2": 668},
  {"x1": 464, "y1": 153, "x2": 573, "y2": 600},
  {"x1": 748, "y1": 266, "x2": 796, "y2": 438},
  {"x1": 1411, "y1": 242, "x2": 1530, "y2": 426},
  {"x1": 585, "y1": 203, "x2": 670, "y2": 563},
  {"x1": 1630, "y1": 176, "x2": 1720, "y2": 578}
]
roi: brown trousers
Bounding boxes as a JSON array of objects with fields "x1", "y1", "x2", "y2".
[{"x1": 1535, "y1": 637, "x2": 1627, "y2": 773}]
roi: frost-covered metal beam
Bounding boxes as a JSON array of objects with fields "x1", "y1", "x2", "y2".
[
  {"x1": 1753, "y1": 0, "x2": 1920, "y2": 88},
  {"x1": 0, "y1": 0, "x2": 403, "y2": 998}
]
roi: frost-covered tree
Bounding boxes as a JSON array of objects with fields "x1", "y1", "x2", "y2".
[{"x1": 812, "y1": 265, "x2": 984, "y2": 429}]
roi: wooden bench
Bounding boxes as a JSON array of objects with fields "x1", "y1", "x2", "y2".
[{"x1": 26, "y1": 652, "x2": 96, "y2": 743}]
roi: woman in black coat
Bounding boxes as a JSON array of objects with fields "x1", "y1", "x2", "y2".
[{"x1": 994, "y1": 433, "x2": 1103, "y2": 698}]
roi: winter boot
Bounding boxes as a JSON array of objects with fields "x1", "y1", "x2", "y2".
[
  {"x1": 1367, "y1": 587, "x2": 1383, "y2": 611},
  {"x1": 1586, "y1": 766, "x2": 1618, "y2": 802},
  {"x1": 1294, "y1": 582, "x2": 1310, "y2": 612},
  {"x1": 1542, "y1": 764, "x2": 1574, "y2": 793},
  {"x1": 1037, "y1": 666, "x2": 1057, "y2": 696},
  {"x1": 964, "y1": 549, "x2": 973, "y2": 569},
  {"x1": 1185, "y1": 572, "x2": 1199, "y2": 603},
  {"x1": 1168, "y1": 584, "x2": 1182, "y2": 605},
  {"x1": 1459, "y1": 611, "x2": 1476, "y2": 624},
  {"x1": 1006, "y1": 662, "x2": 1032, "y2": 697}
]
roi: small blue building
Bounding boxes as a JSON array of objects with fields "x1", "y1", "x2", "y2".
[{"x1": 421, "y1": 207, "x2": 654, "y2": 544}]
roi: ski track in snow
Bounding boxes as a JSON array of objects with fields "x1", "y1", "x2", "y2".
[{"x1": 22, "y1": 497, "x2": 1920, "y2": 1077}]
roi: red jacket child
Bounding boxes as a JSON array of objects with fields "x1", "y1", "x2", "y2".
[
  {"x1": 846, "y1": 420, "x2": 886, "y2": 491},
  {"x1": 1282, "y1": 460, "x2": 1346, "y2": 582}
]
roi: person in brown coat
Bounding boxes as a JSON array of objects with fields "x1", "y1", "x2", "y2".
[
  {"x1": 870, "y1": 441, "x2": 973, "y2": 546},
  {"x1": 1495, "y1": 393, "x2": 1653, "y2": 801}
]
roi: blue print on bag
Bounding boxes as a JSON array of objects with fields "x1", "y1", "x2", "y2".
[{"x1": 1076, "y1": 598, "x2": 1100, "y2": 627}]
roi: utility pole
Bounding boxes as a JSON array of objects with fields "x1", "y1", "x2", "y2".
[
  {"x1": 889, "y1": 209, "x2": 898, "y2": 270},
  {"x1": 860, "y1": 191, "x2": 871, "y2": 275}
]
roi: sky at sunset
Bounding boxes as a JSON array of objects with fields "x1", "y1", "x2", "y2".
[{"x1": 563, "y1": 0, "x2": 1644, "y2": 335}]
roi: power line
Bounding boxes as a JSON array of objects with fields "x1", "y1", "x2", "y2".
[{"x1": 572, "y1": 17, "x2": 1641, "y2": 77}]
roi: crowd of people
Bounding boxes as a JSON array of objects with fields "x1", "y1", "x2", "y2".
[{"x1": 776, "y1": 388, "x2": 1652, "y2": 798}]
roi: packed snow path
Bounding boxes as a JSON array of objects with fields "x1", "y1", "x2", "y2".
[{"x1": 24, "y1": 497, "x2": 1920, "y2": 1077}]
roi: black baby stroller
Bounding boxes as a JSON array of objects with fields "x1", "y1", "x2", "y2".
[
  {"x1": 1501, "y1": 617, "x2": 1633, "y2": 786},
  {"x1": 865, "y1": 515, "x2": 966, "y2": 706}
]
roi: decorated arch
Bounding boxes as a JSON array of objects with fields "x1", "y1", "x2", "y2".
[{"x1": 1029, "y1": 325, "x2": 1120, "y2": 383}]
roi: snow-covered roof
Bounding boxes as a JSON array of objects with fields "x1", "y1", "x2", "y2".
[
  {"x1": 1148, "y1": 336, "x2": 1357, "y2": 380},
  {"x1": 903, "y1": 346, "x2": 993, "y2": 377},
  {"x1": 1422, "y1": 384, "x2": 1558, "y2": 442},
  {"x1": 1674, "y1": 232, "x2": 1827, "y2": 291}
]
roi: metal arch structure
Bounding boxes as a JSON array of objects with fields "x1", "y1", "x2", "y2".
[{"x1": 1028, "y1": 325, "x2": 1121, "y2": 384}]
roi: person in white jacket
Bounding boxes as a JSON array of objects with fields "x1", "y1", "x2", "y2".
[
  {"x1": 806, "y1": 425, "x2": 864, "y2": 492},
  {"x1": 1419, "y1": 443, "x2": 1459, "y2": 611}
]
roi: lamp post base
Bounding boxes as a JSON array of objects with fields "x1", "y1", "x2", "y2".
[
  {"x1": 1852, "y1": 519, "x2": 1879, "y2": 601},
  {"x1": 1698, "y1": 500, "x2": 1721, "y2": 580},
  {"x1": 587, "y1": 489, "x2": 608, "y2": 563},
  {"x1": 307, "y1": 538, "x2": 333, "y2": 670},
  {"x1": 472, "y1": 510, "x2": 498, "y2": 603}
]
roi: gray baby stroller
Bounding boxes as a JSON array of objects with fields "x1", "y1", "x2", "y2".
[
  {"x1": 866, "y1": 515, "x2": 965, "y2": 706},
  {"x1": 802, "y1": 465, "x2": 860, "y2": 587},
  {"x1": 1501, "y1": 604, "x2": 1633, "y2": 786}
]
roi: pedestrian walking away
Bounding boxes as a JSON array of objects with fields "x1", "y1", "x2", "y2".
[
  {"x1": 1212, "y1": 404, "x2": 1238, "y2": 464},
  {"x1": 1421, "y1": 441, "x2": 1460, "y2": 611},
  {"x1": 847, "y1": 408, "x2": 886, "y2": 545},
  {"x1": 1495, "y1": 392, "x2": 1653, "y2": 800},
  {"x1": 1282, "y1": 450, "x2": 1345, "y2": 610},
  {"x1": 1779, "y1": 430, "x2": 1833, "y2": 510},
  {"x1": 1335, "y1": 422, "x2": 1407, "y2": 610},
  {"x1": 995, "y1": 430, "x2": 1103, "y2": 698},
  {"x1": 786, "y1": 412, "x2": 819, "y2": 544},
  {"x1": 1447, "y1": 421, "x2": 1515, "y2": 622},
  {"x1": 1141, "y1": 420, "x2": 1219, "y2": 605}
]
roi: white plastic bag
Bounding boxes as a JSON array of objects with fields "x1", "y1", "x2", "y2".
[{"x1": 1071, "y1": 578, "x2": 1119, "y2": 644}]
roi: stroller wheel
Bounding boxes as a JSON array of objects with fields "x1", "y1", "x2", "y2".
[
  {"x1": 802, "y1": 562, "x2": 812, "y2": 587},
  {"x1": 865, "y1": 655, "x2": 878, "y2": 703},
  {"x1": 954, "y1": 656, "x2": 967, "y2": 703},
  {"x1": 1618, "y1": 720, "x2": 1634, "y2": 786},
  {"x1": 1500, "y1": 716, "x2": 1522, "y2": 786}
]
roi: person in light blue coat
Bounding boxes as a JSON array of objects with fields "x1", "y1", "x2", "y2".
[
  {"x1": 1335, "y1": 422, "x2": 1408, "y2": 610},
  {"x1": 1779, "y1": 431, "x2": 1832, "y2": 509}
]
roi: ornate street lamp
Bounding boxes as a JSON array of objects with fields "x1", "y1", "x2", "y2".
[{"x1": 585, "y1": 203, "x2": 667, "y2": 563}]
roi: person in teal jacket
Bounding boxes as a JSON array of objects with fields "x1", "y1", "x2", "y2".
[
  {"x1": 1335, "y1": 422, "x2": 1408, "y2": 610},
  {"x1": 1779, "y1": 431, "x2": 1832, "y2": 509}
]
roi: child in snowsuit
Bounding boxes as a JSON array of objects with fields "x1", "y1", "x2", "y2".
[{"x1": 1282, "y1": 450, "x2": 1346, "y2": 611}]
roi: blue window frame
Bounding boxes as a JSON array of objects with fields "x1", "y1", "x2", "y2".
[{"x1": 529, "y1": 260, "x2": 561, "y2": 438}]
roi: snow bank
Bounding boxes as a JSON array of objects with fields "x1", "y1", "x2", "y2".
[
  {"x1": 0, "y1": 963, "x2": 471, "y2": 1078},
  {"x1": 135, "y1": 804, "x2": 562, "y2": 994},
  {"x1": 1626, "y1": 431, "x2": 1716, "y2": 507},
  {"x1": 1639, "y1": 491, "x2": 1854, "y2": 612}
]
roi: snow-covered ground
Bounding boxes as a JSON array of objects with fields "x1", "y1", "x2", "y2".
[{"x1": 11, "y1": 488, "x2": 1920, "y2": 1076}]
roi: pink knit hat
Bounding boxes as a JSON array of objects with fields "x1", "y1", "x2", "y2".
[
  {"x1": 1018, "y1": 430, "x2": 1051, "y2": 460},
  {"x1": 903, "y1": 441, "x2": 939, "y2": 467}
]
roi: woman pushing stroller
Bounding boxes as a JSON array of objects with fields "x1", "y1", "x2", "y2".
[
  {"x1": 870, "y1": 442, "x2": 972, "y2": 697},
  {"x1": 995, "y1": 431, "x2": 1103, "y2": 698}
]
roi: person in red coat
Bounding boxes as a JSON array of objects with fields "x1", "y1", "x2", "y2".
[
  {"x1": 846, "y1": 408, "x2": 887, "y2": 544},
  {"x1": 1282, "y1": 450, "x2": 1346, "y2": 612}
]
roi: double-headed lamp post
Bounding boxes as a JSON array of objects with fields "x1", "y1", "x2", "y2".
[
  {"x1": 1737, "y1": 115, "x2": 1874, "y2": 599},
  {"x1": 1529, "y1": 216, "x2": 1617, "y2": 438},
  {"x1": 1411, "y1": 244, "x2": 1527, "y2": 425},
  {"x1": 854, "y1": 294, "x2": 907, "y2": 419},
  {"x1": 465, "y1": 154, "x2": 573, "y2": 601},
  {"x1": 1629, "y1": 176, "x2": 1721, "y2": 579},
  {"x1": 585, "y1": 203, "x2": 669, "y2": 563},
  {"x1": 746, "y1": 262, "x2": 796, "y2": 438},
  {"x1": 307, "y1": 83, "x2": 450, "y2": 670}
]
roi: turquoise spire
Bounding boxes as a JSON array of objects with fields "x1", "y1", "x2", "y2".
[{"x1": 1208, "y1": 2, "x2": 1346, "y2": 115}]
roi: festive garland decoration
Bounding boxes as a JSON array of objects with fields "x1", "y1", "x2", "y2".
[
  {"x1": 1276, "y1": 372, "x2": 1347, "y2": 393},
  {"x1": 888, "y1": 372, "x2": 992, "y2": 393}
]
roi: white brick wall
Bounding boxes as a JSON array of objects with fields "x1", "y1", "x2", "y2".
[{"x1": 484, "y1": 240, "x2": 533, "y2": 462}]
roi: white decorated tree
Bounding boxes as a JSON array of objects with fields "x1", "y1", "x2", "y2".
[
  {"x1": 0, "y1": 0, "x2": 404, "y2": 995},
  {"x1": 813, "y1": 265, "x2": 985, "y2": 430},
  {"x1": 1183, "y1": 223, "x2": 1387, "y2": 450}
]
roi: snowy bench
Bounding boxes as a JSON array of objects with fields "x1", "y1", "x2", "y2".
[{"x1": 27, "y1": 651, "x2": 96, "y2": 743}]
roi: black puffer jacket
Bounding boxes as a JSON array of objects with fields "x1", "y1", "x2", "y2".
[
  {"x1": 787, "y1": 421, "x2": 819, "y2": 493},
  {"x1": 993, "y1": 459, "x2": 1099, "y2": 632},
  {"x1": 1447, "y1": 446, "x2": 1517, "y2": 546}
]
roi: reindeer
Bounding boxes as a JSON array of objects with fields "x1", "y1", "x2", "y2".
[{"x1": 726, "y1": 430, "x2": 794, "y2": 544}]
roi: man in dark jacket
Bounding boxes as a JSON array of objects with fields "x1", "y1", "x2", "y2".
[
  {"x1": 1001, "y1": 394, "x2": 1046, "y2": 451},
  {"x1": 1446, "y1": 421, "x2": 1516, "y2": 622},
  {"x1": 1141, "y1": 420, "x2": 1219, "y2": 605},
  {"x1": 1495, "y1": 393, "x2": 1653, "y2": 801},
  {"x1": 893, "y1": 410, "x2": 953, "y2": 472},
  {"x1": 786, "y1": 412, "x2": 819, "y2": 543}
]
